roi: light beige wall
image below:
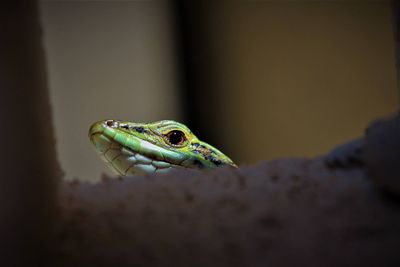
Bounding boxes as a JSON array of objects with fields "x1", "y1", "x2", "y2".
[
  {"x1": 209, "y1": 1, "x2": 398, "y2": 164},
  {"x1": 40, "y1": 1, "x2": 179, "y2": 180}
]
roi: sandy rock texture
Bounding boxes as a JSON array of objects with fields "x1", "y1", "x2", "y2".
[
  {"x1": 54, "y1": 156, "x2": 400, "y2": 267},
  {"x1": 366, "y1": 114, "x2": 400, "y2": 195}
]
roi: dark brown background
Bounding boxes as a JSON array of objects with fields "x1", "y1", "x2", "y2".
[{"x1": 40, "y1": 0, "x2": 398, "y2": 181}]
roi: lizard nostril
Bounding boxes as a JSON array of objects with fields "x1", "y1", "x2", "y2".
[{"x1": 105, "y1": 120, "x2": 119, "y2": 128}]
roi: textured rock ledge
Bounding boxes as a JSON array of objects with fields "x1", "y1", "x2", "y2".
[{"x1": 53, "y1": 116, "x2": 400, "y2": 267}]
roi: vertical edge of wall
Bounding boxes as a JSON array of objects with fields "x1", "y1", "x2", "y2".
[
  {"x1": 171, "y1": 1, "x2": 222, "y2": 145},
  {"x1": 0, "y1": 1, "x2": 62, "y2": 266},
  {"x1": 392, "y1": 0, "x2": 400, "y2": 104}
]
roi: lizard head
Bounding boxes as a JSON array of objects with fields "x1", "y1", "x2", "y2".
[{"x1": 89, "y1": 119, "x2": 237, "y2": 176}]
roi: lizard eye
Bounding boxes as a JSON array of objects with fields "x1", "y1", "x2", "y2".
[{"x1": 166, "y1": 130, "x2": 186, "y2": 146}]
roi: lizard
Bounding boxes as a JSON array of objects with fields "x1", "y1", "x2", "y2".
[{"x1": 89, "y1": 119, "x2": 237, "y2": 176}]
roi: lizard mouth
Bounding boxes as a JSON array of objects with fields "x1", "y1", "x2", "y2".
[{"x1": 89, "y1": 120, "x2": 186, "y2": 176}]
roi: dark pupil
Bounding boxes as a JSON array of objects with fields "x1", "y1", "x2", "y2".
[{"x1": 168, "y1": 130, "x2": 185, "y2": 145}]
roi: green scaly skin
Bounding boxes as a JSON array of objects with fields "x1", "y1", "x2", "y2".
[{"x1": 89, "y1": 120, "x2": 237, "y2": 176}]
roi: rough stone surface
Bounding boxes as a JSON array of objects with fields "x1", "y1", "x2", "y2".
[
  {"x1": 365, "y1": 114, "x2": 400, "y2": 196},
  {"x1": 53, "y1": 156, "x2": 400, "y2": 267}
]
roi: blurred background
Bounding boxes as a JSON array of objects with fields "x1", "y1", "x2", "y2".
[{"x1": 40, "y1": 0, "x2": 398, "y2": 181}]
